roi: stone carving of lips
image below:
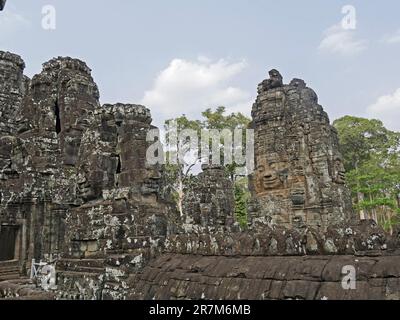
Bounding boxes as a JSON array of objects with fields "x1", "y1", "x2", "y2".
[
  {"x1": 336, "y1": 171, "x2": 346, "y2": 184},
  {"x1": 333, "y1": 158, "x2": 346, "y2": 184},
  {"x1": 262, "y1": 173, "x2": 280, "y2": 188}
]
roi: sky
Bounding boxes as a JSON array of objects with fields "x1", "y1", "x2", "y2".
[{"x1": 1, "y1": 0, "x2": 400, "y2": 130}]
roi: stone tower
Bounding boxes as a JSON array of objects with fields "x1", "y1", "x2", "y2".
[
  {"x1": 0, "y1": 52, "x2": 29, "y2": 269},
  {"x1": 249, "y1": 69, "x2": 355, "y2": 231},
  {"x1": 182, "y1": 164, "x2": 235, "y2": 231},
  {"x1": 0, "y1": 52, "x2": 28, "y2": 136},
  {"x1": 0, "y1": 54, "x2": 102, "y2": 274},
  {"x1": 57, "y1": 103, "x2": 173, "y2": 300},
  {"x1": 19, "y1": 57, "x2": 100, "y2": 167}
]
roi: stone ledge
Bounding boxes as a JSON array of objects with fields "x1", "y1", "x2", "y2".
[{"x1": 128, "y1": 253, "x2": 400, "y2": 300}]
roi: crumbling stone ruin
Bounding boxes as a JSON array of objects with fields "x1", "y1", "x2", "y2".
[{"x1": 1, "y1": 52, "x2": 400, "y2": 300}]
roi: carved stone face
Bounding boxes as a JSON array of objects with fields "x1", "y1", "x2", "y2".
[
  {"x1": 76, "y1": 172, "x2": 97, "y2": 202},
  {"x1": 332, "y1": 156, "x2": 346, "y2": 184},
  {"x1": 141, "y1": 164, "x2": 162, "y2": 195},
  {"x1": 255, "y1": 158, "x2": 288, "y2": 193}
]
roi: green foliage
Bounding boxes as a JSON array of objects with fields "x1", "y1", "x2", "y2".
[
  {"x1": 334, "y1": 116, "x2": 400, "y2": 232},
  {"x1": 165, "y1": 107, "x2": 251, "y2": 180},
  {"x1": 333, "y1": 116, "x2": 400, "y2": 171},
  {"x1": 201, "y1": 106, "x2": 251, "y2": 180},
  {"x1": 202, "y1": 106, "x2": 250, "y2": 131},
  {"x1": 163, "y1": 107, "x2": 251, "y2": 220},
  {"x1": 234, "y1": 177, "x2": 250, "y2": 229}
]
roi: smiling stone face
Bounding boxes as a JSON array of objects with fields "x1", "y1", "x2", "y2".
[{"x1": 255, "y1": 157, "x2": 288, "y2": 193}]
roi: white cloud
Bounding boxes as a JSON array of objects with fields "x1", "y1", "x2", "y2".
[
  {"x1": 367, "y1": 88, "x2": 400, "y2": 132},
  {"x1": 318, "y1": 24, "x2": 367, "y2": 57},
  {"x1": 381, "y1": 29, "x2": 400, "y2": 44},
  {"x1": 0, "y1": 9, "x2": 30, "y2": 35},
  {"x1": 141, "y1": 57, "x2": 252, "y2": 122}
]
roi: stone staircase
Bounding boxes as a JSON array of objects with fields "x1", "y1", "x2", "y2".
[{"x1": 0, "y1": 260, "x2": 21, "y2": 281}]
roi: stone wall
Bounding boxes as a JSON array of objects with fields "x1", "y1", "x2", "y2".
[
  {"x1": 128, "y1": 253, "x2": 400, "y2": 300},
  {"x1": 165, "y1": 220, "x2": 399, "y2": 257}
]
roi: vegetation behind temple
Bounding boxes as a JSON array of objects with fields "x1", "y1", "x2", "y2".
[
  {"x1": 165, "y1": 110, "x2": 400, "y2": 231},
  {"x1": 163, "y1": 107, "x2": 251, "y2": 225},
  {"x1": 334, "y1": 116, "x2": 400, "y2": 233}
]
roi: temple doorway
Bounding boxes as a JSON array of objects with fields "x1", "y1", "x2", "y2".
[{"x1": 0, "y1": 225, "x2": 19, "y2": 261}]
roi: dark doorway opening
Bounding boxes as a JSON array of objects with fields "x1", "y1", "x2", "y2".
[
  {"x1": 54, "y1": 99, "x2": 61, "y2": 134},
  {"x1": 116, "y1": 155, "x2": 122, "y2": 174},
  {"x1": 0, "y1": 225, "x2": 18, "y2": 261}
]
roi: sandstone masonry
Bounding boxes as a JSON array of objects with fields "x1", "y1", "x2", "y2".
[{"x1": 0, "y1": 53, "x2": 399, "y2": 300}]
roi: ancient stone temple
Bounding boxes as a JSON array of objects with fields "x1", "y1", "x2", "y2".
[
  {"x1": 0, "y1": 53, "x2": 102, "y2": 287},
  {"x1": 1, "y1": 52, "x2": 400, "y2": 300},
  {"x1": 248, "y1": 69, "x2": 355, "y2": 231}
]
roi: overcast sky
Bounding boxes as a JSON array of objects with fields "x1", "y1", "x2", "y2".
[{"x1": 1, "y1": 0, "x2": 400, "y2": 130}]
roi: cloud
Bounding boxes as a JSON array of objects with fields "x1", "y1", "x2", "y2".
[
  {"x1": 367, "y1": 88, "x2": 400, "y2": 132},
  {"x1": 141, "y1": 57, "x2": 252, "y2": 122},
  {"x1": 381, "y1": 29, "x2": 400, "y2": 44},
  {"x1": 318, "y1": 24, "x2": 367, "y2": 57},
  {"x1": 0, "y1": 9, "x2": 30, "y2": 35}
]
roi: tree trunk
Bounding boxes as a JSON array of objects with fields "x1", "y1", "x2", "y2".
[
  {"x1": 387, "y1": 208, "x2": 393, "y2": 235},
  {"x1": 177, "y1": 171, "x2": 184, "y2": 217},
  {"x1": 369, "y1": 193, "x2": 378, "y2": 223},
  {"x1": 357, "y1": 192, "x2": 366, "y2": 220},
  {"x1": 354, "y1": 161, "x2": 367, "y2": 220}
]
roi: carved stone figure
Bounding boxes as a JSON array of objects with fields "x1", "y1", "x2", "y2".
[{"x1": 250, "y1": 69, "x2": 356, "y2": 231}]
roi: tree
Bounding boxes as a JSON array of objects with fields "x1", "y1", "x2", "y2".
[
  {"x1": 333, "y1": 116, "x2": 399, "y2": 171},
  {"x1": 202, "y1": 106, "x2": 251, "y2": 180},
  {"x1": 163, "y1": 115, "x2": 202, "y2": 217},
  {"x1": 163, "y1": 107, "x2": 251, "y2": 219},
  {"x1": 334, "y1": 116, "x2": 400, "y2": 231}
]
